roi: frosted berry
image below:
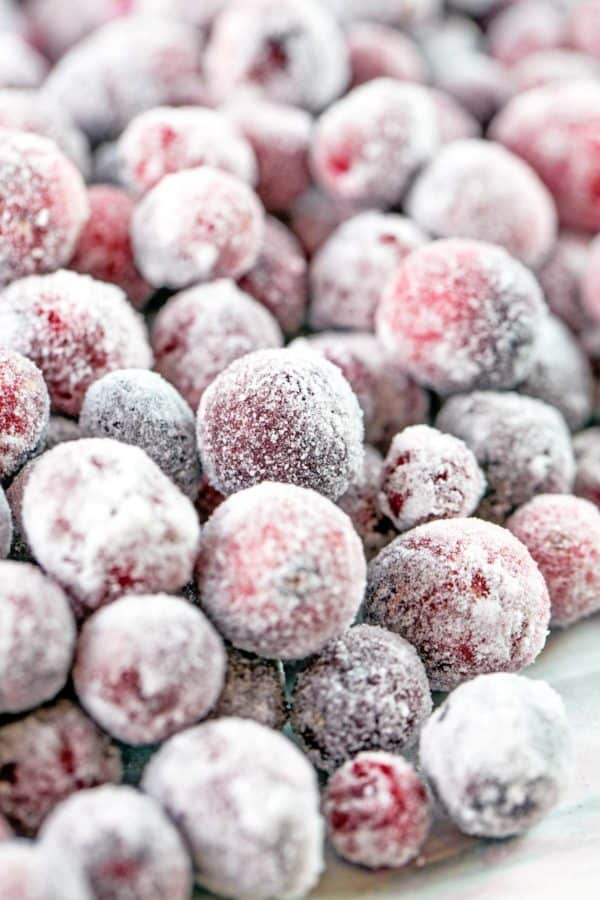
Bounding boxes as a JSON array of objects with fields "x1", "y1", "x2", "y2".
[
  {"x1": 432, "y1": 52, "x2": 513, "y2": 124},
  {"x1": 211, "y1": 648, "x2": 286, "y2": 730},
  {"x1": 569, "y1": 0, "x2": 600, "y2": 59},
  {"x1": 581, "y1": 233, "x2": 600, "y2": 325},
  {"x1": 0, "y1": 487, "x2": 11, "y2": 559},
  {"x1": 196, "y1": 482, "x2": 366, "y2": 660},
  {"x1": 0, "y1": 841, "x2": 92, "y2": 900},
  {"x1": 338, "y1": 446, "x2": 396, "y2": 561},
  {"x1": 365, "y1": 518, "x2": 550, "y2": 691},
  {"x1": 573, "y1": 427, "x2": 600, "y2": 506},
  {"x1": 320, "y1": 0, "x2": 439, "y2": 27},
  {"x1": 26, "y1": 0, "x2": 133, "y2": 60},
  {"x1": 0, "y1": 32, "x2": 47, "y2": 89},
  {"x1": 288, "y1": 187, "x2": 358, "y2": 257},
  {"x1": 291, "y1": 625, "x2": 432, "y2": 773},
  {"x1": 487, "y1": 0, "x2": 568, "y2": 66},
  {"x1": 347, "y1": 22, "x2": 427, "y2": 87},
  {"x1": 419, "y1": 674, "x2": 571, "y2": 837},
  {"x1": 538, "y1": 230, "x2": 592, "y2": 333},
  {"x1": 0, "y1": 349, "x2": 49, "y2": 481},
  {"x1": 430, "y1": 89, "x2": 481, "y2": 144},
  {"x1": 512, "y1": 49, "x2": 600, "y2": 92}
]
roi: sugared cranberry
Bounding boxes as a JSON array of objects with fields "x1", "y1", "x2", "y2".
[
  {"x1": 0, "y1": 349, "x2": 49, "y2": 481},
  {"x1": 487, "y1": 0, "x2": 568, "y2": 66},
  {"x1": 197, "y1": 349, "x2": 363, "y2": 500},
  {"x1": 581, "y1": 233, "x2": 600, "y2": 325},
  {"x1": 26, "y1": 0, "x2": 134, "y2": 60},
  {"x1": 320, "y1": 0, "x2": 439, "y2": 27},
  {"x1": 431, "y1": 52, "x2": 513, "y2": 124},
  {"x1": 211, "y1": 647, "x2": 286, "y2": 730},
  {"x1": 323, "y1": 752, "x2": 431, "y2": 869},
  {"x1": 377, "y1": 239, "x2": 547, "y2": 395},
  {"x1": 573, "y1": 427, "x2": 600, "y2": 507},
  {"x1": 288, "y1": 187, "x2": 358, "y2": 257},
  {"x1": 196, "y1": 482, "x2": 365, "y2": 659},
  {"x1": 420, "y1": 674, "x2": 571, "y2": 837},
  {"x1": 0, "y1": 841, "x2": 92, "y2": 899},
  {"x1": 0, "y1": 32, "x2": 47, "y2": 89},
  {"x1": 430, "y1": 88, "x2": 481, "y2": 143},
  {"x1": 292, "y1": 624, "x2": 432, "y2": 773},
  {"x1": 538, "y1": 230, "x2": 592, "y2": 332},
  {"x1": 365, "y1": 518, "x2": 550, "y2": 691},
  {"x1": 512, "y1": 49, "x2": 600, "y2": 91},
  {"x1": 0, "y1": 487, "x2": 11, "y2": 558},
  {"x1": 569, "y1": 0, "x2": 600, "y2": 59},
  {"x1": 347, "y1": 22, "x2": 427, "y2": 87},
  {"x1": 337, "y1": 446, "x2": 396, "y2": 561},
  {"x1": 142, "y1": 718, "x2": 324, "y2": 900}
]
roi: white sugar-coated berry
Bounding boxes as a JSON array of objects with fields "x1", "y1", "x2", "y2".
[
  {"x1": 512, "y1": 49, "x2": 600, "y2": 91},
  {"x1": 573, "y1": 427, "x2": 600, "y2": 506},
  {"x1": 487, "y1": 0, "x2": 568, "y2": 66},
  {"x1": 347, "y1": 22, "x2": 428, "y2": 87},
  {"x1": 291, "y1": 624, "x2": 432, "y2": 773},
  {"x1": 365, "y1": 518, "x2": 551, "y2": 691},
  {"x1": 211, "y1": 648, "x2": 286, "y2": 730},
  {"x1": 430, "y1": 88, "x2": 481, "y2": 144},
  {"x1": 0, "y1": 562, "x2": 76, "y2": 714},
  {"x1": 0, "y1": 32, "x2": 47, "y2": 89},
  {"x1": 74, "y1": 594, "x2": 225, "y2": 744},
  {"x1": 142, "y1": 717, "x2": 324, "y2": 900},
  {"x1": 407, "y1": 140, "x2": 557, "y2": 269},
  {"x1": 40, "y1": 786, "x2": 192, "y2": 900},
  {"x1": 197, "y1": 349, "x2": 364, "y2": 501},
  {"x1": 0, "y1": 840, "x2": 92, "y2": 900},
  {"x1": 0, "y1": 486, "x2": 11, "y2": 558},
  {"x1": 379, "y1": 425, "x2": 486, "y2": 532},
  {"x1": 79, "y1": 369, "x2": 201, "y2": 498},
  {"x1": 22, "y1": 439, "x2": 200, "y2": 618},
  {"x1": 432, "y1": 52, "x2": 513, "y2": 124},
  {"x1": 152, "y1": 279, "x2": 283, "y2": 411},
  {"x1": 538, "y1": 230, "x2": 592, "y2": 333},
  {"x1": 0, "y1": 349, "x2": 49, "y2": 481},
  {"x1": 419, "y1": 674, "x2": 571, "y2": 837},
  {"x1": 337, "y1": 445, "x2": 396, "y2": 561},
  {"x1": 132, "y1": 166, "x2": 265, "y2": 289},
  {"x1": 196, "y1": 482, "x2": 366, "y2": 660},
  {"x1": 321, "y1": 0, "x2": 440, "y2": 27}
]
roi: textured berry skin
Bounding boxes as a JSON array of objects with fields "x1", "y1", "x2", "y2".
[
  {"x1": 0, "y1": 701, "x2": 121, "y2": 835},
  {"x1": 0, "y1": 349, "x2": 49, "y2": 481},
  {"x1": 365, "y1": 518, "x2": 550, "y2": 691},
  {"x1": 419, "y1": 674, "x2": 571, "y2": 838},
  {"x1": 0, "y1": 841, "x2": 92, "y2": 900},
  {"x1": 323, "y1": 752, "x2": 431, "y2": 869},
  {"x1": 377, "y1": 239, "x2": 547, "y2": 396},
  {"x1": 196, "y1": 482, "x2": 366, "y2": 660},
  {"x1": 292, "y1": 625, "x2": 432, "y2": 774},
  {"x1": 40, "y1": 785, "x2": 193, "y2": 900},
  {"x1": 211, "y1": 648, "x2": 286, "y2": 730},
  {"x1": 142, "y1": 718, "x2": 324, "y2": 900},
  {"x1": 197, "y1": 349, "x2": 364, "y2": 501}
]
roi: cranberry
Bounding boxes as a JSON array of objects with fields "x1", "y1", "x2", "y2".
[
  {"x1": 0, "y1": 841, "x2": 92, "y2": 899},
  {"x1": 487, "y1": 0, "x2": 568, "y2": 66},
  {"x1": 347, "y1": 22, "x2": 427, "y2": 87},
  {"x1": 512, "y1": 49, "x2": 600, "y2": 92},
  {"x1": 0, "y1": 349, "x2": 49, "y2": 480},
  {"x1": 573, "y1": 427, "x2": 600, "y2": 507},
  {"x1": 211, "y1": 647, "x2": 286, "y2": 731},
  {"x1": 337, "y1": 446, "x2": 396, "y2": 561},
  {"x1": 538, "y1": 230, "x2": 592, "y2": 332}
]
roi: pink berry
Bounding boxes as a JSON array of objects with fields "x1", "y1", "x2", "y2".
[
  {"x1": 26, "y1": 0, "x2": 133, "y2": 60},
  {"x1": 365, "y1": 518, "x2": 550, "y2": 691},
  {"x1": 205, "y1": 0, "x2": 349, "y2": 112},
  {"x1": 238, "y1": 217, "x2": 308, "y2": 336},
  {"x1": 377, "y1": 239, "x2": 547, "y2": 395},
  {"x1": 0, "y1": 130, "x2": 88, "y2": 286},
  {"x1": 512, "y1": 49, "x2": 600, "y2": 92},
  {"x1": 0, "y1": 561, "x2": 75, "y2": 714},
  {"x1": 432, "y1": 52, "x2": 513, "y2": 124},
  {"x1": 211, "y1": 647, "x2": 286, "y2": 730},
  {"x1": 488, "y1": 0, "x2": 568, "y2": 66},
  {"x1": 197, "y1": 349, "x2": 364, "y2": 500},
  {"x1": 573, "y1": 427, "x2": 600, "y2": 506},
  {"x1": 0, "y1": 349, "x2": 49, "y2": 480},
  {"x1": 69, "y1": 185, "x2": 152, "y2": 309},
  {"x1": 507, "y1": 494, "x2": 600, "y2": 627},
  {"x1": 22, "y1": 439, "x2": 200, "y2": 618},
  {"x1": 0, "y1": 841, "x2": 92, "y2": 899},
  {"x1": 0, "y1": 32, "x2": 47, "y2": 89},
  {"x1": 419, "y1": 674, "x2": 571, "y2": 837},
  {"x1": 142, "y1": 718, "x2": 324, "y2": 900},
  {"x1": 312, "y1": 78, "x2": 438, "y2": 206},
  {"x1": 430, "y1": 89, "x2": 481, "y2": 144},
  {"x1": 196, "y1": 482, "x2": 365, "y2": 659},
  {"x1": 40, "y1": 786, "x2": 192, "y2": 900},
  {"x1": 323, "y1": 752, "x2": 431, "y2": 869},
  {"x1": 338, "y1": 446, "x2": 397, "y2": 561},
  {"x1": 0, "y1": 700, "x2": 121, "y2": 835},
  {"x1": 132, "y1": 167, "x2": 264, "y2": 289},
  {"x1": 152, "y1": 279, "x2": 283, "y2": 411},
  {"x1": 291, "y1": 624, "x2": 432, "y2": 772},
  {"x1": 538, "y1": 230, "x2": 592, "y2": 332},
  {"x1": 569, "y1": 0, "x2": 600, "y2": 59},
  {"x1": 309, "y1": 211, "x2": 426, "y2": 332},
  {"x1": 407, "y1": 140, "x2": 557, "y2": 269},
  {"x1": 379, "y1": 425, "x2": 486, "y2": 532},
  {"x1": 289, "y1": 187, "x2": 358, "y2": 257},
  {"x1": 347, "y1": 22, "x2": 427, "y2": 88},
  {"x1": 436, "y1": 391, "x2": 575, "y2": 522},
  {"x1": 0, "y1": 270, "x2": 152, "y2": 416}
]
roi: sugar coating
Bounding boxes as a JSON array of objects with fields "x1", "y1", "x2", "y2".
[
  {"x1": 41, "y1": 785, "x2": 192, "y2": 900},
  {"x1": 419, "y1": 673, "x2": 571, "y2": 837},
  {"x1": 309, "y1": 210, "x2": 426, "y2": 332},
  {"x1": 365, "y1": 518, "x2": 550, "y2": 691},
  {"x1": 239, "y1": 217, "x2": 308, "y2": 336},
  {"x1": 0, "y1": 270, "x2": 152, "y2": 416},
  {"x1": 22, "y1": 439, "x2": 200, "y2": 618},
  {"x1": 431, "y1": 52, "x2": 513, "y2": 124},
  {"x1": 292, "y1": 625, "x2": 432, "y2": 773},
  {"x1": 569, "y1": 0, "x2": 600, "y2": 58},
  {"x1": 338, "y1": 445, "x2": 396, "y2": 561},
  {"x1": 0, "y1": 32, "x2": 47, "y2": 89},
  {"x1": 573, "y1": 427, "x2": 600, "y2": 506},
  {"x1": 69, "y1": 185, "x2": 152, "y2": 309},
  {"x1": 581, "y1": 233, "x2": 600, "y2": 324},
  {"x1": 205, "y1": 0, "x2": 349, "y2": 113},
  {"x1": 507, "y1": 494, "x2": 600, "y2": 627},
  {"x1": 347, "y1": 22, "x2": 427, "y2": 88},
  {"x1": 0, "y1": 487, "x2": 11, "y2": 559},
  {"x1": 321, "y1": 0, "x2": 440, "y2": 27},
  {"x1": 436, "y1": 391, "x2": 575, "y2": 522},
  {"x1": 226, "y1": 98, "x2": 312, "y2": 214},
  {"x1": 152, "y1": 279, "x2": 283, "y2": 411},
  {"x1": 491, "y1": 79, "x2": 600, "y2": 231},
  {"x1": 0, "y1": 561, "x2": 75, "y2": 714},
  {"x1": 487, "y1": 0, "x2": 568, "y2": 66},
  {"x1": 430, "y1": 89, "x2": 481, "y2": 144},
  {"x1": 538, "y1": 230, "x2": 592, "y2": 332},
  {"x1": 0, "y1": 700, "x2": 121, "y2": 835},
  {"x1": 0, "y1": 840, "x2": 92, "y2": 900},
  {"x1": 289, "y1": 186, "x2": 359, "y2": 257},
  {"x1": 512, "y1": 49, "x2": 600, "y2": 91},
  {"x1": 323, "y1": 751, "x2": 431, "y2": 869},
  {"x1": 419, "y1": 13, "x2": 482, "y2": 66},
  {"x1": 117, "y1": 106, "x2": 257, "y2": 197},
  {"x1": 132, "y1": 166, "x2": 265, "y2": 289},
  {"x1": 211, "y1": 647, "x2": 286, "y2": 730},
  {"x1": 377, "y1": 239, "x2": 547, "y2": 396},
  {"x1": 197, "y1": 348, "x2": 364, "y2": 501},
  {"x1": 43, "y1": 17, "x2": 203, "y2": 142},
  {"x1": 0, "y1": 349, "x2": 49, "y2": 481},
  {"x1": 197, "y1": 482, "x2": 366, "y2": 659},
  {"x1": 0, "y1": 129, "x2": 88, "y2": 286},
  {"x1": 517, "y1": 315, "x2": 593, "y2": 431},
  {"x1": 74, "y1": 593, "x2": 225, "y2": 744},
  {"x1": 312, "y1": 78, "x2": 438, "y2": 206},
  {"x1": 79, "y1": 369, "x2": 201, "y2": 497},
  {"x1": 407, "y1": 140, "x2": 557, "y2": 269},
  {"x1": 142, "y1": 717, "x2": 324, "y2": 900},
  {"x1": 379, "y1": 425, "x2": 486, "y2": 532}
]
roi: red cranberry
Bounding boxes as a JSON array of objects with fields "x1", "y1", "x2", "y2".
[{"x1": 0, "y1": 349, "x2": 49, "y2": 480}]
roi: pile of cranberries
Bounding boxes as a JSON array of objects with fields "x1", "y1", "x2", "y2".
[{"x1": 2, "y1": 0, "x2": 598, "y2": 896}]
